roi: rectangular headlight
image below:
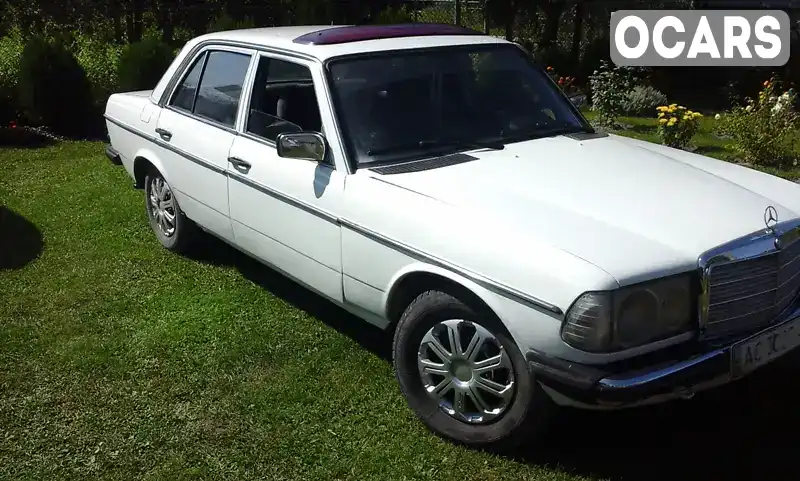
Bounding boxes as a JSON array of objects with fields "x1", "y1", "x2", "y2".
[{"x1": 561, "y1": 274, "x2": 696, "y2": 353}]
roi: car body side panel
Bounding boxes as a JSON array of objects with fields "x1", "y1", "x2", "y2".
[
  {"x1": 334, "y1": 171, "x2": 675, "y2": 365},
  {"x1": 105, "y1": 91, "x2": 158, "y2": 178}
]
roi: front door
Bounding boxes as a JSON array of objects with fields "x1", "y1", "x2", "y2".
[
  {"x1": 227, "y1": 53, "x2": 345, "y2": 302},
  {"x1": 156, "y1": 46, "x2": 254, "y2": 241}
]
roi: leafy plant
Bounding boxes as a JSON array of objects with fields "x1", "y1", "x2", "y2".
[
  {"x1": 117, "y1": 38, "x2": 176, "y2": 92},
  {"x1": 656, "y1": 104, "x2": 702, "y2": 149},
  {"x1": 622, "y1": 85, "x2": 668, "y2": 117},
  {"x1": 535, "y1": 45, "x2": 577, "y2": 80},
  {"x1": 544, "y1": 65, "x2": 579, "y2": 96},
  {"x1": 0, "y1": 29, "x2": 24, "y2": 124},
  {"x1": 72, "y1": 33, "x2": 123, "y2": 107},
  {"x1": 588, "y1": 60, "x2": 635, "y2": 128},
  {"x1": 18, "y1": 35, "x2": 95, "y2": 137},
  {"x1": 374, "y1": 5, "x2": 415, "y2": 23},
  {"x1": 716, "y1": 76, "x2": 799, "y2": 167},
  {"x1": 207, "y1": 12, "x2": 256, "y2": 33}
]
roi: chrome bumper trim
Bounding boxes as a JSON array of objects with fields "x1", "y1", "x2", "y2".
[
  {"x1": 596, "y1": 348, "x2": 725, "y2": 390},
  {"x1": 529, "y1": 304, "x2": 800, "y2": 409}
]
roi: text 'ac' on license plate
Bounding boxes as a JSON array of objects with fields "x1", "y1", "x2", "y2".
[{"x1": 731, "y1": 315, "x2": 800, "y2": 379}]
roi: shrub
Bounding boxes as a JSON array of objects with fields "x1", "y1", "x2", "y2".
[
  {"x1": 374, "y1": 5, "x2": 415, "y2": 23},
  {"x1": 544, "y1": 66, "x2": 578, "y2": 96},
  {"x1": 72, "y1": 34, "x2": 123, "y2": 107},
  {"x1": 622, "y1": 85, "x2": 668, "y2": 116},
  {"x1": 588, "y1": 60, "x2": 636, "y2": 128},
  {"x1": 716, "y1": 76, "x2": 799, "y2": 167},
  {"x1": 656, "y1": 104, "x2": 702, "y2": 149},
  {"x1": 117, "y1": 38, "x2": 175, "y2": 92},
  {"x1": 535, "y1": 45, "x2": 577, "y2": 80},
  {"x1": 18, "y1": 36, "x2": 95, "y2": 137},
  {"x1": 577, "y1": 37, "x2": 610, "y2": 80},
  {"x1": 208, "y1": 12, "x2": 256, "y2": 33},
  {"x1": 0, "y1": 29, "x2": 24, "y2": 124}
]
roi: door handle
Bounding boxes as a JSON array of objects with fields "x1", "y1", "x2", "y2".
[
  {"x1": 228, "y1": 156, "x2": 251, "y2": 172},
  {"x1": 155, "y1": 128, "x2": 172, "y2": 141}
]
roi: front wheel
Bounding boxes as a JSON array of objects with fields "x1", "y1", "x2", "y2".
[{"x1": 392, "y1": 290, "x2": 556, "y2": 450}]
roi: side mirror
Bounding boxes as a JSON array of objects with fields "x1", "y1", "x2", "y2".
[{"x1": 276, "y1": 132, "x2": 327, "y2": 162}]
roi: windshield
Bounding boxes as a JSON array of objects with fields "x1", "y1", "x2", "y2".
[{"x1": 326, "y1": 44, "x2": 591, "y2": 167}]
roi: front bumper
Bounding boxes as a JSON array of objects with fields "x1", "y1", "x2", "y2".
[{"x1": 528, "y1": 305, "x2": 800, "y2": 408}]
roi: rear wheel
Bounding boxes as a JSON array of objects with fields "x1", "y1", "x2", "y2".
[
  {"x1": 392, "y1": 290, "x2": 555, "y2": 450},
  {"x1": 144, "y1": 169, "x2": 196, "y2": 253}
]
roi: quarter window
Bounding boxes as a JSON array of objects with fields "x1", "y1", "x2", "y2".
[
  {"x1": 169, "y1": 50, "x2": 252, "y2": 128},
  {"x1": 171, "y1": 53, "x2": 206, "y2": 112},
  {"x1": 245, "y1": 56, "x2": 322, "y2": 142}
]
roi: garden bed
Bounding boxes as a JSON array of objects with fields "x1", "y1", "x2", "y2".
[{"x1": 0, "y1": 124, "x2": 59, "y2": 148}]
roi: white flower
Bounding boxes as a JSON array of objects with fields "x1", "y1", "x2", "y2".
[
  {"x1": 745, "y1": 105, "x2": 753, "y2": 112},
  {"x1": 781, "y1": 92, "x2": 791, "y2": 100},
  {"x1": 772, "y1": 103, "x2": 784, "y2": 113},
  {"x1": 714, "y1": 113, "x2": 721, "y2": 120}
]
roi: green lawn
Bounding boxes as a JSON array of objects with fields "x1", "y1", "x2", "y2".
[{"x1": 1, "y1": 141, "x2": 800, "y2": 480}]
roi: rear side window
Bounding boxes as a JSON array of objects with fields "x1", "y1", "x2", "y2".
[{"x1": 169, "y1": 50, "x2": 252, "y2": 128}]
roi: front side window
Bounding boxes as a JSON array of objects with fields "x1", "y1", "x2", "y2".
[
  {"x1": 327, "y1": 44, "x2": 592, "y2": 167},
  {"x1": 170, "y1": 49, "x2": 251, "y2": 128},
  {"x1": 245, "y1": 56, "x2": 322, "y2": 142}
]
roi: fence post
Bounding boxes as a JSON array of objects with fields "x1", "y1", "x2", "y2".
[
  {"x1": 454, "y1": 0, "x2": 462, "y2": 26},
  {"x1": 483, "y1": 0, "x2": 489, "y2": 33}
]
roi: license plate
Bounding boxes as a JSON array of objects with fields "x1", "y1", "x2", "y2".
[{"x1": 731, "y1": 315, "x2": 800, "y2": 379}]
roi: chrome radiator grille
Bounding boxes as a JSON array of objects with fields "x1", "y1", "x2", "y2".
[{"x1": 706, "y1": 236, "x2": 800, "y2": 338}]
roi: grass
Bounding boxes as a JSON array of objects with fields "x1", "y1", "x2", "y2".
[{"x1": 2, "y1": 140, "x2": 800, "y2": 480}]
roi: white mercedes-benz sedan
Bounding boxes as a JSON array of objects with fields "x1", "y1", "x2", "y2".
[{"x1": 104, "y1": 23, "x2": 800, "y2": 450}]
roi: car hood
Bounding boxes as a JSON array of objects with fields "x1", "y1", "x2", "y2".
[{"x1": 369, "y1": 133, "x2": 800, "y2": 286}]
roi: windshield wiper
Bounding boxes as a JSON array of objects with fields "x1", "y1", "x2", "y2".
[{"x1": 366, "y1": 138, "x2": 504, "y2": 157}]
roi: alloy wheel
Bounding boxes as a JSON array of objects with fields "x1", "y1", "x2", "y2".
[{"x1": 417, "y1": 319, "x2": 516, "y2": 424}]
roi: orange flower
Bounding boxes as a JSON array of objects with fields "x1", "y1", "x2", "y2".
[
  {"x1": 546, "y1": 66, "x2": 553, "y2": 71},
  {"x1": 764, "y1": 80, "x2": 770, "y2": 87}
]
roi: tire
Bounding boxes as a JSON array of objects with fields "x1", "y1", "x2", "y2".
[
  {"x1": 144, "y1": 169, "x2": 196, "y2": 253},
  {"x1": 393, "y1": 290, "x2": 555, "y2": 451}
]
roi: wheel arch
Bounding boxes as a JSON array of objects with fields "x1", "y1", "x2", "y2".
[
  {"x1": 132, "y1": 148, "x2": 169, "y2": 189},
  {"x1": 383, "y1": 263, "x2": 506, "y2": 333}
]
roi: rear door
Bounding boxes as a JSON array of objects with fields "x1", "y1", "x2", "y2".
[{"x1": 156, "y1": 46, "x2": 255, "y2": 241}]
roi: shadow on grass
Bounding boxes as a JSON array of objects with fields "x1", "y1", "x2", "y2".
[
  {"x1": 184, "y1": 232, "x2": 799, "y2": 481},
  {"x1": 518, "y1": 353, "x2": 800, "y2": 481},
  {"x1": 0, "y1": 206, "x2": 44, "y2": 270},
  {"x1": 184, "y1": 233, "x2": 393, "y2": 362}
]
